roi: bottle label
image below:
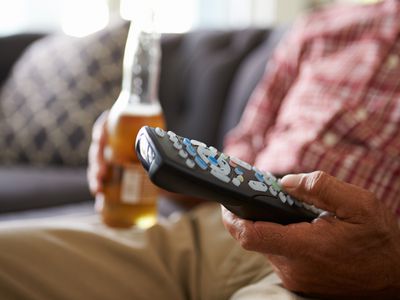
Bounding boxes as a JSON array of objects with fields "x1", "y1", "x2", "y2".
[{"x1": 121, "y1": 164, "x2": 158, "y2": 204}]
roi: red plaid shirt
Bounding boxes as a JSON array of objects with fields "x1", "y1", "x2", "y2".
[{"x1": 224, "y1": 0, "x2": 400, "y2": 218}]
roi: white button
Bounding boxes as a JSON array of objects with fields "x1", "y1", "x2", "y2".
[
  {"x1": 323, "y1": 133, "x2": 338, "y2": 146},
  {"x1": 208, "y1": 146, "x2": 218, "y2": 155},
  {"x1": 230, "y1": 156, "x2": 252, "y2": 170},
  {"x1": 211, "y1": 169, "x2": 230, "y2": 183},
  {"x1": 278, "y1": 192, "x2": 287, "y2": 203},
  {"x1": 287, "y1": 196, "x2": 294, "y2": 206},
  {"x1": 169, "y1": 135, "x2": 178, "y2": 143},
  {"x1": 269, "y1": 186, "x2": 278, "y2": 196},
  {"x1": 232, "y1": 177, "x2": 241, "y2": 187},
  {"x1": 179, "y1": 150, "x2": 188, "y2": 159},
  {"x1": 386, "y1": 54, "x2": 399, "y2": 70},
  {"x1": 155, "y1": 127, "x2": 165, "y2": 137},
  {"x1": 167, "y1": 131, "x2": 176, "y2": 137},
  {"x1": 173, "y1": 142, "x2": 182, "y2": 150},
  {"x1": 191, "y1": 139, "x2": 207, "y2": 148},
  {"x1": 248, "y1": 180, "x2": 268, "y2": 192},
  {"x1": 309, "y1": 205, "x2": 320, "y2": 214},
  {"x1": 303, "y1": 203, "x2": 312, "y2": 210},
  {"x1": 185, "y1": 159, "x2": 195, "y2": 168}
]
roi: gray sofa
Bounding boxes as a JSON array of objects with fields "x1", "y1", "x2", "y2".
[{"x1": 0, "y1": 24, "x2": 287, "y2": 220}]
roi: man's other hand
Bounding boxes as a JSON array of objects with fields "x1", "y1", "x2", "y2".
[
  {"x1": 222, "y1": 171, "x2": 400, "y2": 299},
  {"x1": 87, "y1": 111, "x2": 109, "y2": 196}
]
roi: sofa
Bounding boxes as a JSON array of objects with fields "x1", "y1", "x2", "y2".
[{"x1": 0, "y1": 21, "x2": 288, "y2": 220}]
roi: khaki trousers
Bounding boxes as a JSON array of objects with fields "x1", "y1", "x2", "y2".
[{"x1": 0, "y1": 203, "x2": 307, "y2": 300}]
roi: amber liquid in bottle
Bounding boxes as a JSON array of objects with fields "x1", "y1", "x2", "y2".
[{"x1": 97, "y1": 103, "x2": 164, "y2": 228}]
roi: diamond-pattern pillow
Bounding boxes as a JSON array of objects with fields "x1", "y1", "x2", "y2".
[{"x1": 0, "y1": 21, "x2": 129, "y2": 166}]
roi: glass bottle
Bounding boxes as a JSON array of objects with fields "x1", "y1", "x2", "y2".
[{"x1": 96, "y1": 9, "x2": 164, "y2": 228}]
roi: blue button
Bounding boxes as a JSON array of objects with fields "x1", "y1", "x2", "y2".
[
  {"x1": 208, "y1": 156, "x2": 218, "y2": 165},
  {"x1": 255, "y1": 172, "x2": 264, "y2": 182},
  {"x1": 183, "y1": 138, "x2": 191, "y2": 146},
  {"x1": 186, "y1": 144, "x2": 197, "y2": 156},
  {"x1": 195, "y1": 156, "x2": 208, "y2": 170},
  {"x1": 234, "y1": 167, "x2": 244, "y2": 175}
]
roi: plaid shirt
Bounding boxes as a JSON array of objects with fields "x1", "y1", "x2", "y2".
[{"x1": 224, "y1": 0, "x2": 400, "y2": 218}]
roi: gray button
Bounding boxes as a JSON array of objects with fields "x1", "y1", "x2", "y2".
[
  {"x1": 230, "y1": 156, "x2": 252, "y2": 170},
  {"x1": 173, "y1": 142, "x2": 183, "y2": 150},
  {"x1": 210, "y1": 169, "x2": 230, "y2": 183},
  {"x1": 169, "y1": 135, "x2": 178, "y2": 143},
  {"x1": 191, "y1": 139, "x2": 207, "y2": 148},
  {"x1": 278, "y1": 192, "x2": 287, "y2": 203},
  {"x1": 269, "y1": 186, "x2": 278, "y2": 196},
  {"x1": 248, "y1": 180, "x2": 268, "y2": 192},
  {"x1": 155, "y1": 127, "x2": 165, "y2": 137},
  {"x1": 232, "y1": 177, "x2": 241, "y2": 187},
  {"x1": 179, "y1": 149, "x2": 188, "y2": 159},
  {"x1": 287, "y1": 196, "x2": 294, "y2": 206},
  {"x1": 185, "y1": 159, "x2": 195, "y2": 168}
]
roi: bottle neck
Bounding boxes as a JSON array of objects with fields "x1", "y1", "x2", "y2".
[{"x1": 121, "y1": 11, "x2": 161, "y2": 107}]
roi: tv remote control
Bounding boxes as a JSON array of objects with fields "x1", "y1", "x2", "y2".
[{"x1": 135, "y1": 126, "x2": 324, "y2": 224}]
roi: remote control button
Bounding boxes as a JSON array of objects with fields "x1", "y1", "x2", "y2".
[
  {"x1": 302, "y1": 202, "x2": 311, "y2": 210},
  {"x1": 252, "y1": 166, "x2": 262, "y2": 173},
  {"x1": 155, "y1": 127, "x2": 165, "y2": 137},
  {"x1": 186, "y1": 144, "x2": 197, "y2": 156},
  {"x1": 248, "y1": 180, "x2": 268, "y2": 192},
  {"x1": 232, "y1": 177, "x2": 241, "y2": 187},
  {"x1": 270, "y1": 181, "x2": 281, "y2": 192},
  {"x1": 269, "y1": 186, "x2": 278, "y2": 196},
  {"x1": 191, "y1": 139, "x2": 207, "y2": 148},
  {"x1": 183, "y1": 138, "x2": 191, "y2": 146},
  {"x1": 255, "y1": 172, "x2": 264, "y2": 183},
  {"x1": 234, "y1": 167, "x2": 244, "y2": 175},
  {"x1": 230, "y1": 156, "x2": 252, "y2": 170},
  {"x1": 278, "y1": 192, "x2": 287, "y2": 203},
  {"x1": 237, "y1": 175, "x2": 244, "y2": 182},
  {"x1": 195, "y1": 156, "x2": 208, "y2": 170},
  {"x1": 173, "y1": 142, "x2": 183, "y2": 150},
  {"x1": 169, "y1": 135, "x2": 178, "y2": 143},
  {"x1": 178, "y1": 149, "x2": 188, "y2": 159},
  {"x1": 293, "y1": 199, "x2": 303, "y2": 207},
  {"x1": 210, "y1": 169, "x2": 230, "y2": 183},
  {"x1": 167, "y1": 130, "x2": 176, "y2": 137},
  {"x1": 309, "y1": 205, "x2": 320, "y2": 214},
  {"x1": 197, "y1": 145, "x2": 213, "y2": 164},
  {"x1": 208, "y1": 156, "x2": 218, "y2": 166},
  {"x1": 287, "y1": 196, "x2": 294, "y2": 206},
  {"x1": 208, "y1": 146, "x2": 218, "y2": 155},
  {"x1": 185, "y1": 159, "x2": 195, "y2": 169},
  {"x1": 212, "y1": 157, "x2": 231, "y2": 175},
  {"x1": 265, "y1": 175, "x2": 275, "y2": 185}
]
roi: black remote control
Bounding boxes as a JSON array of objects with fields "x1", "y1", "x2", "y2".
[{"x1": 135, "y1": 126, "x2": 324, "y2": 224}]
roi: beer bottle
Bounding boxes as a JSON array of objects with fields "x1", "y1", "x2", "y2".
[{"x1": 96, "y1": 10, "x2": 164, "y2": 228}]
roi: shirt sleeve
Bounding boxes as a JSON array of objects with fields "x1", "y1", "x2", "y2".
[{"x1": 223, "y1": 18, "x2": 308, "y2": 164}]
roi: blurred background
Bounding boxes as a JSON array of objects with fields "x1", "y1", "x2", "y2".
[
  {"x1": 0, "y1": 0, "x2": 380, "y2": 221},
  {"x1": 0, "y1": 0, "x2": 376, "y2": 37}
]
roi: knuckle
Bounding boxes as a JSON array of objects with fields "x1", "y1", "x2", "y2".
[{"x1": 304, "y1": 171, "x2": 329, "y2": 197}]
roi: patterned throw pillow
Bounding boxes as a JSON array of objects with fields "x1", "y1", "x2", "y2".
[{"x1": 0, "y1": 21, "x2": 129, "y2": 166}]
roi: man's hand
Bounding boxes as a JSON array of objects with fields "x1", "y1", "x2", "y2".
[
  {"x1": 87, "y1": 111, "x2": 109, "y2": 196},
  {"x1": 222, "y1": 171, "x2": 400, "y2": 299}
]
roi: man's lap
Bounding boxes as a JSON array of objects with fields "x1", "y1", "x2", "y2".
[{"x1": 0, "y1": 203, "x2": 305, "y2": 299}]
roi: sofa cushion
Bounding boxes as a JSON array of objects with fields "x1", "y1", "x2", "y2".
[{"x1": 0, "y1": 22, "x2": 128, "y2": 166}]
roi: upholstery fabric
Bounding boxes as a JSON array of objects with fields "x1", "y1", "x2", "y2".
[{"x1": 0, "y1": 21, "x2": 129, "y2": 165}]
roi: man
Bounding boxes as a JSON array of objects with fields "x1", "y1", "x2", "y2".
[{"x1": 1, "y1": 0, "x2": 400, "y2": 299}]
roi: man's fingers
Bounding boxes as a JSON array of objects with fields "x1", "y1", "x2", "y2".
[
  {"x1": 281, "y1": 171, "x2": 373, "y2": 220},
  {"x1": 221, "y1": 206, "x2": 314, "y2": 257}
]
